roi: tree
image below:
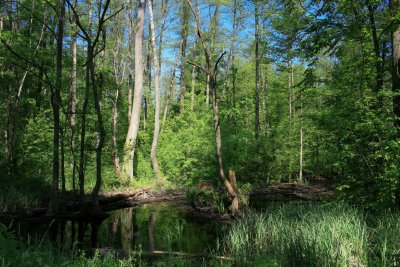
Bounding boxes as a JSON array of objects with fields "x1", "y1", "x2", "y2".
[
  {"x1": 123, "y1": 0, "x2": 146, "y2": 181},
  {"x1": 186, "y1": 0, "x2": 239, "y2": 216},
  {"x1": 49, "y1": 0, "x2": 66, "y2": 212},
  {"x1": 67, "y1": 0, "x2": 113, "y2": 213},
  {"x1": 148, "y1": 0, "x2": 161, "y2": 178}
]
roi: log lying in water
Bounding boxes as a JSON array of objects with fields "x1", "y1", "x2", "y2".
[
  {"x1": 250, "y1": 183, "x2": 334, "y2": 201},
  {"x1": 100, "y1": 189, "x2": 186, "y2": 211},
  {"x1": 88, "y1": 248, "x2": 234, "y2": 261}
]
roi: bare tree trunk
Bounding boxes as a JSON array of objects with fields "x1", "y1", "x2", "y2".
[
  {"x1": 69, "y1": 0, "x2": 78, "y2": 192},
  {"x1": 110, "y1": 10, "x2": 126, "y2": 175},
  {"x1": 78, "y1": 59, "x2": 89, "y2": 207},
  {"x1": 124, "y1": 0, "x2": 145, "y2": 181},
  {"x1": 180, "y1": 0, "x2": 189, "y2": 109},
  {"x1": 288, "y1": 60, "x2": 292, "y2": 180},
  {"x1": 230, "y1": 0, "x2": 238, "y2": 118},
  {"x1": 163, "y1": 43, "x2": 181, "y2": 122},
  {"x1": 190, "y1": 43, "x2": 197, "y2": 112},
  {"x1": 88, "y1": 44, "x2": 106, "y2": 212},
  {"x1": 299, "y1": 91, "x2": 303, "y2": 183},
  {"x1": 49, "y1": 0, "x2": 66, "y2": 212},
  {"x1": 254, "y1": 0, "x2": 260, "y2": 142},
  {"x1": 263, "y1": 65, "x2": 270, "y2": 134},
  {"x1": 127, "y1": 7, "x2": 134, "y2": 123},
  {"x1": 148, "y1": 0, "x2": 161, "y2": 178},
  {"x1": 111, "y1": 92, "x2": 120, "y2": 173},
  {"x1": 206, "y1": 75, "x2": 210, "y2": 106}
]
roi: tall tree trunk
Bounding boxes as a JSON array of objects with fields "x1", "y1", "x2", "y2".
[
  {"x1": 49, "y1": 0, "x2": 66, "y2": 212},
  {"x1": 299, "y1": 91, "x2": 303, "y2": 182},
  {"x1": 148, "y1": 0, "x2": 161, "y2": 178},
  {"x1": 88, "y1": 44, "x2": 105, "y2": 213},
  {"x1": 127, "y1": 5, "x2": 134, "y2": 123},
  {"x1": 254, "y1": 0, "x2": 260, "y2": 142},
  {"x1": 263, "y1": 65, "x2": 270, "y2": 134},
  {"x1": 124, "y1": 0, "x2": 145, "y2": 181},
  {"x1": 191, "y1": 42, "x2": 197, "y2": 112},
  {"x1": 180, "y1": 0, "x2": 189, "y2": 109},
  {"x1": 163, "y1": 43, "x2": 181, "y2": 122},
  {"x1": 288, "y1": 59, "x2": 293, "y2": 181},
  {"x1": 231, "y1": 0, "x2": 238, "y2": 119},
  {"x1": 111, "y1": 93, "x2": 120, "y2": 173},
  {"x1": 69, "y1": 0, "x2": 78, "y2": 193},
  {"x1": 78, "y1": 50, "x2": 90, "y2": 208}
]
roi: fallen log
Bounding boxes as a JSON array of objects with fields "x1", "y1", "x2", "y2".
[{"x1": 88, "y1": 248, "x2": 234, "y2": 261}]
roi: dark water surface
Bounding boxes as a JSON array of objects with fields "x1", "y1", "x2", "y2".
[
  {"x1": 94, "y1": 202, "x2": 221, "y2": 254},
  {"x1": 19, "y1": 201, "x2": 225, "y2": 257}
]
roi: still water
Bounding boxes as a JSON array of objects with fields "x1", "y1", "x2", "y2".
[{"x1": 33, "y1": 201, "x2": 225, "y2": 258}]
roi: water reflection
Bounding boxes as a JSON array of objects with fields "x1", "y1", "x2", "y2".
[{"x1": 59, "y1": 202, "x2": 219, "y2": 256}]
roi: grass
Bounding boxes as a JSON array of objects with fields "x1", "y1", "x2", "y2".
[{"x1": 222, "y1": 202, "x2": 400, "y2": 267}]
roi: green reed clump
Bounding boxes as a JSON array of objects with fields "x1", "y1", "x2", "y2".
[{"x1": 223, "y1": 202, "x2": 369, "y2": 266}]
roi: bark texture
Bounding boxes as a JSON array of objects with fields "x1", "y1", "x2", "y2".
[{"x1": 124, "y1": 0, "x2": 145, "y2": 181}]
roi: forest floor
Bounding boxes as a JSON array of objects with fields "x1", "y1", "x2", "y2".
[{"x1": 0, "y1": 177, "x2": 335, "y2": 224}]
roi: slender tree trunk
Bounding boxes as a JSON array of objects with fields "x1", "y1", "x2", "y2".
[
  {"x1": 231, "y1": 0, "x2": 238, "y2": 119},
  {"x1": 163, "y1": 43, "x2": 181, "y2": 122},
  {"x1": 49, "y1": 0, "x2": 66, "y2": 212},
  {"x1": 88, "y1": 44, "x2": 105, "y2": 213},
  {"x1": 180, "y1": 0, "x2": 189, "y2": 109},
  {"x1": 127, "y1": 7, "x2": 134, "y2": 123},
  {"x1": 206, "y1": 75, "x2": 210, "y2": 106},
  {"x1": 78, "y1": 53, "x2": 90, "y2": 207},
  {"x1": 210, "y1": 75, "x2": 239, "y2": 215},
  {"x1": 263, "y1": 65, "x2": 270, "y2": 134},
  {"x1": 124, "y1": 0, "x2": 145, "y2": 181},
  {"x1": 111, "y1": 92, "x2": 120, "y2": 173},
  {"x1": 61, "y1": 125, "x2": 66, "y2": 192},
  {"x1": 191, "y1": 44, "x2": 197, "y2": 111},
  {"x1": 148, "y1": 0, "x2": 161, "y2": 178},
  {"x1": 254, "y1": 0, "x2": 260, "y2": 142},
  {"x1": 70, "y1": 0, "x2": 78, "y2": 193},
  {"x1": 288, "y1": 60, "x2": 294, "y2": 180},
  {"x1": 299, "y1": 91, "x2": 303, "y2": 183}
]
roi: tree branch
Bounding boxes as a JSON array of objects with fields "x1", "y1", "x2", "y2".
[
  {"x1": 214, "y1": 51, "x2": 227, "y2": 77},
  {"x1": 187, "y1": 60, "x2": 208, "y2": 75}
]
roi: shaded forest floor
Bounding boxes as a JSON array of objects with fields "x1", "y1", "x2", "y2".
[{"x1": 0, "y1": 178, "x2": 336, "y2": 224}]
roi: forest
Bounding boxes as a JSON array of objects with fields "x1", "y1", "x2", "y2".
[{"x1": 1, "y1": 0, "x2": 400, "y2": 266}]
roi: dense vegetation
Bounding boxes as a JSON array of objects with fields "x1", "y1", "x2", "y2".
[{"x1": 1, "y1": 0, "x2": 400, "y2": 265}]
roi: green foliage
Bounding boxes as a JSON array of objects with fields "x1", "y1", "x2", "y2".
[{"x1": 158, "y1": 108, "x2": 216, "y2": 186}]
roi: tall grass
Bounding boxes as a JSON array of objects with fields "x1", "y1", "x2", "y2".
[{"x1": 223, "y1": 202, "x2": 369, "y2": 266}]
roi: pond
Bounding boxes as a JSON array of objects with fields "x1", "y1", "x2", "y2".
[
  {"x1": 92, "y1": 201, "x2": 222, "y2": 254},
  {"x1": 16, "y1": 201, "x2": 226, "y2": 264}
]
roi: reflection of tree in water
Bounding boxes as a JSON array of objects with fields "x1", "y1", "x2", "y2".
[
  {"x1": 49, "y1": 203, "x2": 217, "y2": 256},
  {"x1": 148, "y1": 211, "x2": 158, "y2": 252},
  {"x1": 120, "y1": 208, "x2": 133, "y2": 251}
]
